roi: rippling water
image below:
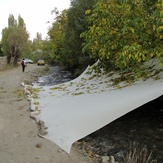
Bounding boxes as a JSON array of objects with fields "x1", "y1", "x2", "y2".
[{"x1": 37, "y1": 65, "x2": 73, "y2": 86}]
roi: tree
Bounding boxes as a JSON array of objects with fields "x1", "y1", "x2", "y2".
[
  {"x1": 47, "y1": 8, "x2": 68, "y2": 64},
  {"x1": 63, "y1": 0, "x2": 98, "y2": 71},
  {"x1": 81, "y1": 0, "x2": 163, "y2": 70},
  {"x1": 0, "y1": 43, "x2": 4, "y2": 56},
  {"x1": 46, "y1": 0, "x2": 98, "y2": 74},
  {"x1": 1, "y1": 14, "x2": 29, "y2": 65},
  {"x1": 36, "y1": 32, "x2": 42, "y2": 41},
  {"x1": 32, "y1": 32, "x2": 43, "y2": 52}
]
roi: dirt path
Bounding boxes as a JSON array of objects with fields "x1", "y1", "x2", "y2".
[{"x1": 0, "y1": 64, "x2": 94, "y2": 163}]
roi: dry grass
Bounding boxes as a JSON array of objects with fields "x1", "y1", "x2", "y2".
[
  {"x1": 123, "y1": 142, "x2": 158, "y2": 163},
  {"x1": 14, "y1": 88, "x2": 27, "y2": 100}
]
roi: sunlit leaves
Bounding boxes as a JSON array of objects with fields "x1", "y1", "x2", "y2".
[{"x1": 81, "y1": 0, "x2": 163, "y2": 71}]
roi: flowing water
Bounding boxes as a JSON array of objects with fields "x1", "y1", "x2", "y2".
[{"x1": 36, "y1": 65, "x2": 73, "y2": 86}]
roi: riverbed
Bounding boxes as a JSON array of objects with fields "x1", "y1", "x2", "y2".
[{"x1": 36, "y1": 65, "x2": 73, "y2": 86}]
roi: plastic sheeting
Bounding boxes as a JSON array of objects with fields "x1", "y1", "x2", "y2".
[{"x1": 31, "y1": 60, "x2": 163, "y2": 154}]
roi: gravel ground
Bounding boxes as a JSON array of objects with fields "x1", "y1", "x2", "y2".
[{"x1": 0, "y1": 64, "x2": 95, "y2": 163}]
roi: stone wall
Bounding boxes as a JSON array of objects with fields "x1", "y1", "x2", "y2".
[{"x1": 0, "y1": 57, "x2": 7, "y2": 70}]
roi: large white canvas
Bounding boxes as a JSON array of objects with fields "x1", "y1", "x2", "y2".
[{"x1": 31, "y1": 60, "x2": 163, "y2": 154}]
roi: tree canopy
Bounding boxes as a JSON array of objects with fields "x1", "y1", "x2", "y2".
[
  {"x1": 1, "y1": 14, "x2": 29, "y2": 64},
  {"x1": 63, "y1": 0, "x2": 98, "y2": 70},
  {"x1": 81, "y1": 0, "x2": 163, "y2": 70},
  {"x1": 47, "y1": 0, "x2": 98, "y2": 74},
  {"x1": 2, "y1": 0, "x2": 162, "y2": 75},
  {"x1": 47, "y1": 8, "x2": 68, "y2": 65}
]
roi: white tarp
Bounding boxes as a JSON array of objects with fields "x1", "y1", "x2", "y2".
[{"x1": 30, "y1": 60, "x2": 163, "y2": 154}]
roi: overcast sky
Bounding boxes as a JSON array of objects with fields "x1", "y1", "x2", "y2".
[{"x1": 0, "y1": 0, "x2": 71, "y2": 40}]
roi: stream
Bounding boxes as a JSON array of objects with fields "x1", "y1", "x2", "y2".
[{"x1": 36, "y1": 65, "x2": 73, "y2": 86}]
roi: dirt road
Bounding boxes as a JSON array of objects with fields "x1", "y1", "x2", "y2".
[{"x1": 0, "y1": 64, "x2": 94, "y2": 163}]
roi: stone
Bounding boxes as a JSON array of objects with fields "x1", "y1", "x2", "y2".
[
  {"x1": 110, "y1": 156, "x2": 115, "y2": 163},
  {"x1": 36, "y1": 143, "x2": 42, "y2": 148},
  {"x1": 101, "y1": 156, "x2": 110, "y2": 163}
]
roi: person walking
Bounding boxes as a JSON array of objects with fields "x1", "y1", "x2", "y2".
[{"x1": 21, "y1": 58, "x2": 26, "y2": 72}]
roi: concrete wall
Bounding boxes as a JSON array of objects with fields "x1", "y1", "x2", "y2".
[{"x1": 0, "y1": 57, "x2": 7, "y2": 70}]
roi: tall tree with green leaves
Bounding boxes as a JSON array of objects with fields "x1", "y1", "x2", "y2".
[
  {"x1": 1, "y1": 14, "x2": 29, "y2": 65},
  {"x1": 47, "y1": 8, "x2": 68, "y2": 65},
  {"x1": 81, "y1": 0, "x2": 163, "y2": 70},
  {"x1": 32, "y1": 32, "x2": 43, "y2": 51},
  {"x1": 63, "y1": 0, "x2": 98, "y2": 71}
]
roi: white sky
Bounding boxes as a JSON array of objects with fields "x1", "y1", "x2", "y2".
[{"x1": 0, "y1": 0, "x2": 71, "y2": 40}]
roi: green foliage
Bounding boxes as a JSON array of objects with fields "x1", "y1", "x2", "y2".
[
  {"x1": 44, "y1": 0, "x2": 98, "y2": 75},
  {"x1": 1, "y1": 14, "x2": 29, "y2": 65},
  {"x1": 81, "y1": 0, "x2": 163, "y2": 70},
  {"x1": 47, "y1": 9, "x2": 68, "y2": 65},
  {"x1": 50, "y1": 86, "x2": 63, "y2": 90},
  {"x1": 33, "y1": 101, "x2": 40, "y2": 105},
  {"x1": 63, "y1": 0, "x2": 98, "y2": 70},
  {"x1": 74, "y1": 92, "x2": 84, "y2": 96}
]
